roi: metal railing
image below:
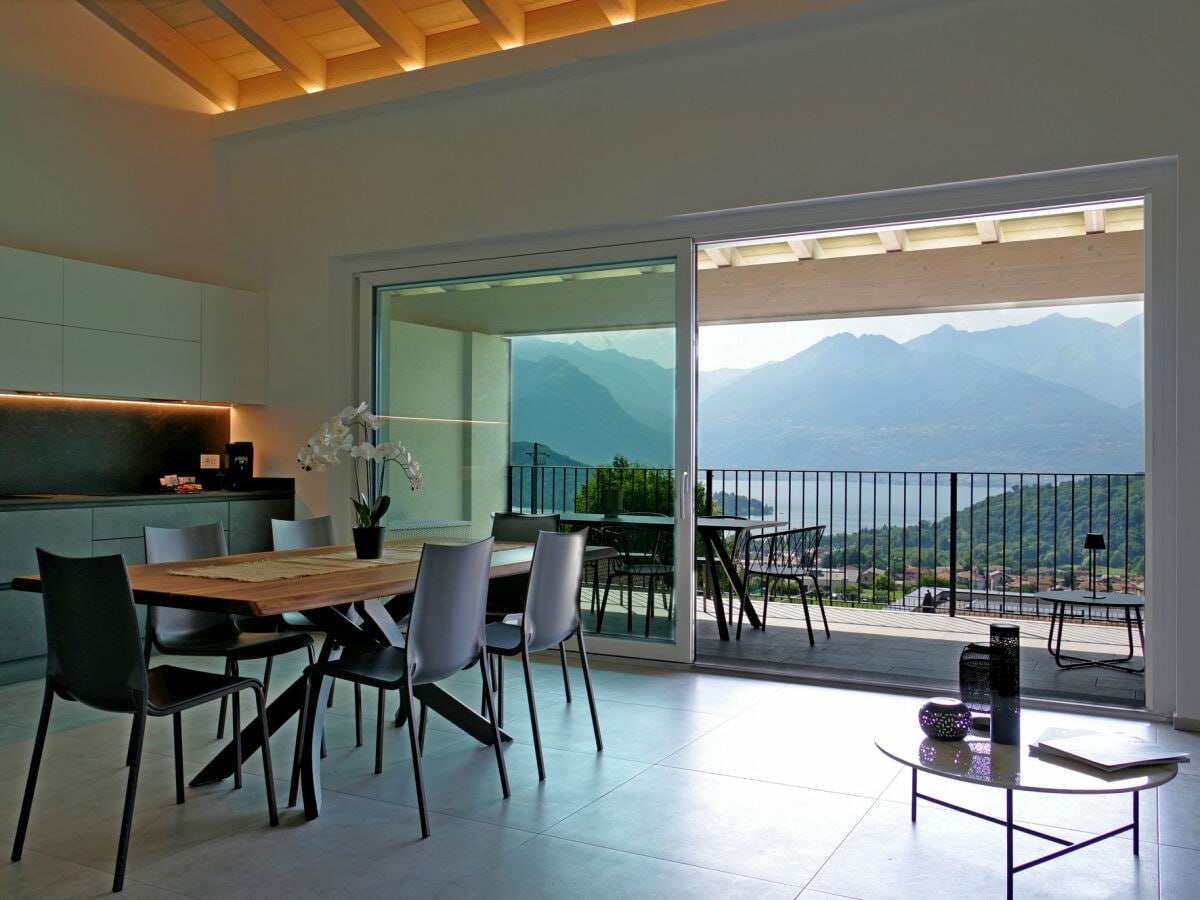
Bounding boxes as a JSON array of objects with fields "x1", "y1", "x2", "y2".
[{"x1": 510, "y1": 465, "x2": 1145, "y2": 623}]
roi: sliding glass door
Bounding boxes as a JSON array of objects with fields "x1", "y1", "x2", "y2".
[{"x1": 359, "y1": 240, "x2": 695, "y2": 663}]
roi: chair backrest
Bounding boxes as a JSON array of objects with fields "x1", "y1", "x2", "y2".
[
  {"x1": 143, "y1": 523, "x2": 233, "y2": 642},
  {"x1": 768, "y1": 525, "x2": 825, "y2": 575},
  {"x1": 271, "y1": 515, "x2": 336, "y2": 551},
  {"x1": 36, "y1": 549, "x2": 147, "y2": 713},
  {"x1": 406, "y1": 537, "x2": 495, "y2": 684},
  {"x1": 491, "y1": 513, "x2": 560, "y2": 542},
  {"x1": 614, "y1": 523, "x2": 673, "y2": 567},
  {"x1": 523, "y1": 528, "x2": 588, "y2": 652}
]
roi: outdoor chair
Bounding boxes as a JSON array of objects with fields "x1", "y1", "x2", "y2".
[
  {"x1": 597, "y1": 521, "x2": 674, "y2": 636},
  {"x1": 484, "y1": 528, "x2": 603, "y2": 780},
  {"x1": 302, "y1": 538, "x2": 509, "y2": 838},
  {"x1": 144, "y1": 523, "x2": 315, "y2": 739},
  {"x1": 741, "y1": 524, "x2": 827, "y2": 644},
  {"x1": 12, "y1": 549, "x2": 278, "y2": 892}
]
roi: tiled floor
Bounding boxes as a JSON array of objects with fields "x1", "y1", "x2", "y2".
[{"x1": 0, "y1": 647, "x2": 1195, "y2": 899}]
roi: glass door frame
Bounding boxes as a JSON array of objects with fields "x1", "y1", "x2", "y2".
[{"x1": 356, "y1": 238, "x2": 697, "y2": 665}]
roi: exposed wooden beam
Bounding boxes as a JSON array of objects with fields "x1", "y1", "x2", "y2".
[
  {"x1": 698, "y1": 230, "x2": 1144, "y2": 325},
  {"x1": 341, "y1": 0, "x2": 427, "y2": 71},
  {"x1": 77, "y1": 0, "x2": 239, "y2": 110},
  {"x1": 729, "y1": 247, "x2": 750, "y2": 267},
  {"x1": 1084, "y1": 208, "x2": 1107, "y2": 233},
  {"x1": 976, "y1": 219, "x2": 999, "y2": 243},
  {"x1": 877, "y1": 229, "x2": 903, "y2": 252},
  {"x1": 595, "y1": 0, "x2": 637, "y2": 25},
  {"x1": 786, "y1": 238, "x2": 815, "y2": 260},
  {"x1": 463, "y1": 0, "x2": 527, "y2": 49},
  {"x1": 202, "y1": 0, "x2": 327, "y2": 93},
  {"x1": 704, "y1": 247, "x2": 731, "y2": 267}
]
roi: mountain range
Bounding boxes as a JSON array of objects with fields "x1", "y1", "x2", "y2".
[{"x1": 510, "y1": 314, "x2": 1145, "y2": 473}]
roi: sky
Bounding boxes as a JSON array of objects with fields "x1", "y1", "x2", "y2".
[
  {"x1": 536, "y1": 298, "x2": 1143, "y2": 372},
  {"x1": 696, "y1": 299, "x2": 1143, "y2": 372}
]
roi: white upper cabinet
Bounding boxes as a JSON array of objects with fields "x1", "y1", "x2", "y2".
[
  {"x1": 202, "y1": 285, "x2": 267, "y2": 404},
  {"x1": 0, "y1": 245, "x2": 265, "y2": 403},
  {"x1": 0, "y1": 246, "x2": 63, "y2": 324},
  {"x1": 63, "y1": 260, "x2": 202, "y2": 339}
]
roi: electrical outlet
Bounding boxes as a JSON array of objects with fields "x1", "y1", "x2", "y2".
[{"x1": 200, "y1": 454, "x2": 221, "y2": 469}]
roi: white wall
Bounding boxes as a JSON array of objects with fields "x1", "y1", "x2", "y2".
[{"x1": 2, "y1": 0, "x2": 1197, "y2": 719}]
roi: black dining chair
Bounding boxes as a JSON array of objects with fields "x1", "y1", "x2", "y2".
[
  {"x1": 302, "y1": 537, "x2": 509, "y2": 837},
  {"x1": 11, "y1": 549, "x2": 279, "y2": 893},
  {"x1": 740, "y1": 524, "x2": 827, "y2": 643},
  {"x1": 487, "y1": 512, "x2": 561, "y2": 621},
  {"x1": 485, "y1": 528, "x2": 603, "y2": 780},
  {"x1": 144, "y1": 522, "x2": 316, "y2": 739}
]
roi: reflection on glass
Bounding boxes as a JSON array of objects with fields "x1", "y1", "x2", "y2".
[{"x1": 374, "y1": 259, "x2": 677, "y2": 642}]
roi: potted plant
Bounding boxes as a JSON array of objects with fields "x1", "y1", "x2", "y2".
[{"x1": 297, "y1": 402, "x2": 422, "y2": 558}]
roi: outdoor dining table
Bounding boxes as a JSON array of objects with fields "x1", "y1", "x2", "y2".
[
  {"x1": 12, "y1": 537, "x2": 567, "y2": 821},
  {"x1": 559, "y1": 513, "x2": 788, "y2": 641}
]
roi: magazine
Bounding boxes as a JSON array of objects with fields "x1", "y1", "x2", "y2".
[{"x1": 1031, "y1": 728, "x2": 1190, "y2": 772}]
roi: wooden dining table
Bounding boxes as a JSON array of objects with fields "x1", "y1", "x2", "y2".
[
  {"x1": 12, "y1": 538, "x2": 550, "y2": 821},
  {"x1": 559, "y1": 513, "x2": 789, "y2": 641}
]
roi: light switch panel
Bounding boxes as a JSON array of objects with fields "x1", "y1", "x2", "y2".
[{"x1": 200, "y1": 454, "x2": 221, "y2": 469}]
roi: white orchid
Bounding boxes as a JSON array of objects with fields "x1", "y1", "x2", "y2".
[{"x1": 297, "y1": 403, "x2": 423, "y2": 527}]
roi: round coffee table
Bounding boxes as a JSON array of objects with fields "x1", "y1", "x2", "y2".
[{"x1": 876, "y1": 727, "x2": 1177, "y2": 899}]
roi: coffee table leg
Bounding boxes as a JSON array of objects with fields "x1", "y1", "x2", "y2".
[
  {"x1": 1006, "y1": 789, "x2": 1015, "y2": 900},
  {"x1": 1133, "y1": 791, "x2": 1139, "y2": 855},
  {"x1": 911, "y1": 768, "x2": 918, "y2": 821}
]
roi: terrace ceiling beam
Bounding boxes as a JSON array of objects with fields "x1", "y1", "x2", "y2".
[
  {"x1": 463, "y1": 0, "x2": 527, "y2": 49},
  {"x1": 698, "y1": 230, "x2": 1144, "y2": 325},
  {"x1": 595, "y1": 0, "x2": 637, "y2": 25},
  {"x1": 77, "y1": 0, "x2": 239, "y2": 111},
  {"x1": 340, "y1": 0, "x2": 427, "y2": 71},
  {"x1": 201, "y1": 0, "x2": 327, "y2": 93}
]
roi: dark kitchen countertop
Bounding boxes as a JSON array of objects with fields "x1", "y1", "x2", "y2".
[{"x1": 0, "y1": 483, "x2": 293, "y2": 510}]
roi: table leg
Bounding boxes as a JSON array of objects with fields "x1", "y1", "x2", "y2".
[
  {"x1": 1006, "y1": 789, "x2": 1014, "y2": 900},
  {"x1": 911, "y1": 768, "x2": 918, "y2": 821},
  {"x1": 398, "y1": 683, "x2": 513, "y2": 746},
  {"x1": 301, "y1": 670, "x2": 333, "y2": 820},
  {"x1": 189, "y1": 675, "x2": 306, "y2": 786},
  {"x1": 700, "y1": 535, "x2": 730, "y2": 641}
]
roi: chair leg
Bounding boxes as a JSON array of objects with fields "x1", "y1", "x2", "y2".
[
  {"x1": 375, "y1": 688, "x2": 385, "y2": 774},
  {"x1": 355, "y1": 682, "x2": 364, "y2": 748},
  {"x1": 574, "y1": 630, "x2": 603, "y2": 751},
  {"x1": 478, "y1": 651, "x2": 511, "y2": 800},
  {"x1": 418, "y1": 701, "x2": 428, "y2": 754},
  {"x1": 520, "y1": 644, "x2": 546, "y2": 781},
  {"x1": 401, "y1": 679, "x2": 430, "y2": 838},
  {"x1": 12, "y1": 684, "x2": 54, "y2": 864},
  {"x1": 250, "y1": 683, "x2": 280, "y2": 826},
  {"x1": 813, "y1": 582, "x2": 830, "y2": 638},
  {"x1": 799, "y1": 583, "x2": 816, "y2": 646},
  {"x1": 645, "y1": 578, "x2": 655, "y2": 637},
  {"x1": 113, "y1": 710, "x2": 147, "y2": 893},
  {"x1": 217, "y1": 659, "x2": 233, "y2": 739},
  {"x1": 558, "y1": 643, "x2": 572, "y2": 702},
  {"x1": 597, "y1": 573, "x2": 618, "y2": 632},
  {"x1": 262, "y1": 656, "x2": 273, "y2": 698},
  {"x1": 232, "y1": 687, "x2": 243, "y2": 790},
  {"x1": 172, "y1": 712, "x2": 185, "y2": 804}
]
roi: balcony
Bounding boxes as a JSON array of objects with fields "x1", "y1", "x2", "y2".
[{"x1": 510, "y1": 465, "x2": 1146, "y2": 709}]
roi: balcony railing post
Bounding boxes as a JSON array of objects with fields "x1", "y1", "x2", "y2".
[{"x1": 949, "y1": 472, "x2": 958, "y2": 617}]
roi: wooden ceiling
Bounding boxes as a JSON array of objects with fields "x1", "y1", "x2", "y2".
[{"x1": 78, "y1": 0, "x2": 727, "y2": 112}]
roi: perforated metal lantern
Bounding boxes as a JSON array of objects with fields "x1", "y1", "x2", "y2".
[
  {"x1": 958, "y1": 642, "x2": 993, "y2": 714},
  {"x1": 917, "y1": 697, "x2": 972, "y2": 741}
]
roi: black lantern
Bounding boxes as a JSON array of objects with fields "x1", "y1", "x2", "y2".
[{"x1": 1084, "y1": 532, "x2": 1106, "y2": 599}]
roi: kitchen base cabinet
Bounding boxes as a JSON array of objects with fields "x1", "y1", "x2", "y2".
[{"x1": 0, "y1": 491, "x2": 292, "y2": 685}]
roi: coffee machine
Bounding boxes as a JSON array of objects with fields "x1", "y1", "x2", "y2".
[{"x1": 225, "y1": 442, "x2": 254, "y2": 491}]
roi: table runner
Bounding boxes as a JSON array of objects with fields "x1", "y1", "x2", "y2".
[{"x1": 170, "y1": 545, "x2": 425, "y2": 583}]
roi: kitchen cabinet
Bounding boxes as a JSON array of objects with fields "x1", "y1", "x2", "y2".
[
  {"x1": 63, "y1": 259, "x2": 202, "y2": 340},
  {"x1": 0, "y1": 244, "x2": 265, "y2": 404},
  {"x1": 63, "y1": 327, "x2": 202, "y2": 401},
  {"x1": 0, "y1": 246, "x2": 62, "y2": 324},
  {"x1": 0, "y1": 492, "x2": 292, "y2": 683},
  {"x1": 0, "y1": 319, "x2": 62, "y2": 392},
  {"x1": 201, "y1": 285, "x2": 267, "y2": 405}
]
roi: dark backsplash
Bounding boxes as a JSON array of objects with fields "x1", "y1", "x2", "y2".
[{"x1": 0, "y1": 398, "x2": 229, "y2": 494}]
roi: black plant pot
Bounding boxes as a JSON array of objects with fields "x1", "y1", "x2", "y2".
[{"x1": 352, "y1": 525, "x2": 386, "y2": 559}]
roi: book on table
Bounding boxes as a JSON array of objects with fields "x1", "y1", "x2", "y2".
[{"x1": 1031, "y1": 728, "x2": 1190, "y2": 772}]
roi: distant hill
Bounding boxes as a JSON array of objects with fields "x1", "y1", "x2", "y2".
[
  {"x1": 699, "y1": 329, "x2": 1144, "y2": 472},
  {"x1": 509, "y1": 355, "x2": 672, "y2": 466},
  {"x1": 905, "y1": 314, "x2": 1144, "y2": 409},
  {"x1": 514, "y1": 338, "x2": 672, "y2": 432}
]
